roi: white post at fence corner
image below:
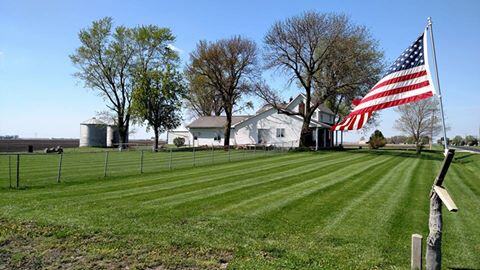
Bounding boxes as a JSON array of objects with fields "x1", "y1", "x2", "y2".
[{"x1": 411, "y1": 234, "x2": 423, "y2": 270}]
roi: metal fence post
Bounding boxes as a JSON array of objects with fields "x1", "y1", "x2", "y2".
[
  {"x1": 8, "y1": 155, "x2": 12, "y2": 188},
  {"x1": 57, "y1": 152, "x2": 63, "y2": 183},
  {"x1": 254, "y1": 145, "x2": 256, "y2": 155},
  {"x1": 16, "y1": 154, "x2": 20, "y2": 188},
  {"x1": 212, "y1": 144, "x2": 214, "y2": 164},
  {"x1": 103, "y1": 151, "x2": 109, "y2": 178},
  {"x1": 140, "y1": 150, "x2": 144, "y2": 174},
  {"x1": 169, "y1": 149, "x2": 172, "y2": 170},
  {"x1": 193, "y1": 146, "x2": 196, "y2": 167}
]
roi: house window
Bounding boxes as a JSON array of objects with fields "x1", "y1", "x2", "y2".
[
  {"x1": 276, "y1": 128, "x2": 285, "y2": 138},
  {"x1": 214, "y1": 133, "x2": 221, "y2": 141},
  {"x1": 320, "y1": 113, "x2": 324, "y2": 122},
  {"x1": 312, "y1": 111, "x2": 317, "y2": 120},
  {"x1": 193, "y1": 132, "x2": 200, "y2": 140}
]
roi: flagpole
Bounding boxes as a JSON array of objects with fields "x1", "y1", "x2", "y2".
[{"x1": 427, "y1": 17, "x2": 448, "y2": 151}]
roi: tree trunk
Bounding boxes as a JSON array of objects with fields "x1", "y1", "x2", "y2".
[
  {"x1": 299, "y1": 119, "x2": 310, "y2": 147},
  {"x1": 117, "y1": 114, "x2": 129, "y2": 149},
  {"x1": 426, "y1": 192, "x2": 442, "y2": 270},
  {"x1": 224, "y1": 109, "x2": 232, "y2": 147},
  {"x1": 153, "y1": 128, "x2": 159, "y2": 152},
  {"x1": 416, "y1": 143, "x2": 422, "y2": 155}
]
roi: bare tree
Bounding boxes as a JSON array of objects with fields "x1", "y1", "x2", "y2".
[
  {"x1": 257, "y1": 12, "x2": 383, "y2": 147},
  {"x1": 184, "y1": 71, "x2": 223, "y2": 117},
  {"x1": 394, "y1": 98, "x2": 443, "y2": 154},
  {"x1": 186, "y1": 37, "x2": 258, "y2": 146}
]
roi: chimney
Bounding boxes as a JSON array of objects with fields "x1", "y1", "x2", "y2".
[{"x1": 298, "y1": 101, "x2": 305, "y2": 114}]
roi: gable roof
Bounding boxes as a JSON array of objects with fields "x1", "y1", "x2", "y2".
[
  {"x1": 187, "y1": 116, "x2": 251, "y2": 129},
  {"x1": 285, "y1": 93, "x2": 335, "y2": 115}
]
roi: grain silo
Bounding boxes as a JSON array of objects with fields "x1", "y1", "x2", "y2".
[
  {"x1": 79, "y1": 117, "x2": 107, "y2": 147},
  {"x1": 106, "y1": 125, "x2": 120, "y2": 148}
]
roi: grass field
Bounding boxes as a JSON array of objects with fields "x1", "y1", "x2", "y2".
[{"x1": 0, "y1": 149, "x2": 479, "y2": 269}]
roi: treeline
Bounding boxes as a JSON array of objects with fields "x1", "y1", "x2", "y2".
[{"x1": 70, "y1": 12, "x2": 384, "y2": 150}]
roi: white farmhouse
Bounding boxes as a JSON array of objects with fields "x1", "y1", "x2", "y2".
[{"x1": 167, "y1": 94, "x2": 336, "y2": 148}]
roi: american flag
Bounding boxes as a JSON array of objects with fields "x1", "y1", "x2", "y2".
[{"x1": 333, "y1": 30, "x2": 435, "y2": 131}]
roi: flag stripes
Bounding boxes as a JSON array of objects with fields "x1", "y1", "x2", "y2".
[{"x1": 332, "y1": 31, "x2": 435, "y2": 131}]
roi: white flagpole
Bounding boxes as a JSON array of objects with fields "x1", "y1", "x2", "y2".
[{"x1": 427, "y1": 17, "x2": 449, "y2": 151}]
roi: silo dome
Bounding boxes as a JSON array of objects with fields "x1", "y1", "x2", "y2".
[{"x1": 80, "y1": 117, "x2": 107, "y2": 147}]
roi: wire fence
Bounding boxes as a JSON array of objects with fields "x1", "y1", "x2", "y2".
[{"x1": 0, "y1": 143, "x2": 296, "y2": 189}]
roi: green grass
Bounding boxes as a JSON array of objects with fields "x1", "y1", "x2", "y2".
[{"x1": 0, "y1": 149, "x2": 479, "y2": 269}]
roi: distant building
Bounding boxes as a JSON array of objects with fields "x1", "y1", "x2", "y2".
[{"x1": 167, "y1": 94, "x2": 335, "y2": 148}]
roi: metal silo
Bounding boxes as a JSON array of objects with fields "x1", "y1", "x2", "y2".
[
  {"x1": 79, "y1": 117, "x2": 107, "y2": 147},
  {"x1": 106, "y1": 125, "x2": 119, "y2": 148}
]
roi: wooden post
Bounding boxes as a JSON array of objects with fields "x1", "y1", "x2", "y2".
[
  {"x1": 103, "y1": 151, "x2": 109, "y2": 178},
  {"x1": 426, "y1": 149, "x2": 455, "y2": 270},
  {"x1": 411, "y1": 234, "x2": 423, "y2": 270},
  {"x1": 16, "y1": 154, "x2": 20, "y2": 188},
  {"x1": 169, "y1": 149, "x2": 172, "y2": 170},
  {"x1": 57, "y1": 152, "x2": 63, "y2": 183},
  {"x1": 140, "y1": 150, "x2": 144, "y2": 174}
]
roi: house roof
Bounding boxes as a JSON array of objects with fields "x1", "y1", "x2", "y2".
[{"x1": 187, "y1": 116, "x2": 251, "y2": 129}]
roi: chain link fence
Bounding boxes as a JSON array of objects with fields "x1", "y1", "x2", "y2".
[{"x1": 0, "y1": 142, "x2": 296, "y2": 189}]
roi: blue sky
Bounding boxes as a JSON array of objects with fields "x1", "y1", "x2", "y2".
[{"x1": 0, "y1": 0, "x2": 479, "y2": 141}]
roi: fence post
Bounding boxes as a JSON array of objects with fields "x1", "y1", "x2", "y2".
[
  {"x1": 57, "y1": 152, "x2": 63, "y2": 183},
  {"x1": 8, "y1": 155, "x2": 12, "y2": 188},
  {"x1": 16, "y1": 154, "x2": 20, "y2": 188},
  {"x1": 193, "y1": 146, "x2": 196, "y2": 167},
  {"x1": 140, "y1": 150, "x2": 144, "y2": 174},
  {"x1": 411, "y1": 234, "x2": 423, "y2": 270},
  {"x1": 212, "y1": 144, "x2": 214, "y2": 164},
  {"x1": 228, "y1": 146, "x2": 231, "y2": 162},
  {"x1": 243, "y1": 146, "x2": 246, "y2": 159},
  {"x1": 103, "y1": 151, "x2": 109, "y2": 178},
  {"x1": 169, "y1": 149, "x2": 172, "y2": 170}
]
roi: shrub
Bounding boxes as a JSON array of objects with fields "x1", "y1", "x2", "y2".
[
  {"x1": 173, "y1": 137, "x2": 185, "y2": 147},
  {"x1": 368, "y1": 130, "x2": 386, "y2": 149}
]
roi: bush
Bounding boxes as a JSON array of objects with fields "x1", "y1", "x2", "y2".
[
  {"x1": 173, "y1": 137, "x2": 185, "y2": 147},
  {"x1": 368, "y1": 130, "x2": 386, "y2": 149}
]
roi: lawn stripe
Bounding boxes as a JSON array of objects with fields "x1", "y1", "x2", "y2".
[{"x1": 229, "y1": 155, "x2": 396, "y2": 215}]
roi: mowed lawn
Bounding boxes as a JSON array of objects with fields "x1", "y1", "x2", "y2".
[{"x1": 0, "y1": 150, "x2": 479, "y2": 269}]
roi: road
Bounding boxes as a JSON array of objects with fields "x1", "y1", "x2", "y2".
[{"x1": 451, "y1": 146, "x2": 480, "y2": 153}]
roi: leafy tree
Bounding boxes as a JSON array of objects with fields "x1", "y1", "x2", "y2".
[
  {"x1": 368, "y1": 130, "x2": 386, "y2": 149},
  {"x1": 71, "y1": 18, "x2": 135, "y2": 147},
  {"x1": 71, "y1": 18, "x2": 175, "y2": 149},
  {"x1": 452, "y1": 135, "x2": 464, "y2": 146},
  {"x1": 129, "y1": 25, "x2": 183, "y2": 151},
  {"x1": 186, "y1": 36, "x2": 258, "y2": 147},
  {"x1": 394, "y1": 98, "x2": 443, "y2": 154},
  {"x1": 465, "y1": 135, "x2": 478, "y2": 146},
  {"x1": 256, "y1": 12, "x2": 383, "y2": 147},
  {"x1": 131, "y1": 68, "x2": 184, "y2": 151},
  {"x1": 173, "y1": 137, "x2": 185, "y2": 147}
]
